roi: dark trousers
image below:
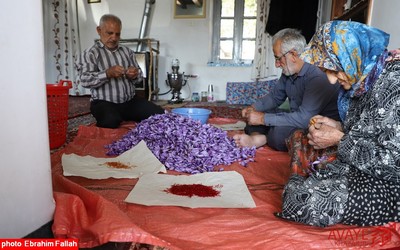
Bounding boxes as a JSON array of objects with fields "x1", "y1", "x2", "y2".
[
  {"x1": 244, "y1": 125, "x2": 298, "y2": 151},
  {"x1": 90, "y1": 96, "x2": 164, "y2": 128}
]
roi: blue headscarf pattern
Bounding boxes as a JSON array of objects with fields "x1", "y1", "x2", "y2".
[{"x1": 301, "y1": 21, "x2": 390, "y2": 121}]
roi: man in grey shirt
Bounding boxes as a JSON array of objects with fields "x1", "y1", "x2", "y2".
[
  {"x1": 234, "y1": 28, "x2": 340, "y2": 151},
  {"x1": 75, "y1": 14, "x2": 164, "y2": 128}
]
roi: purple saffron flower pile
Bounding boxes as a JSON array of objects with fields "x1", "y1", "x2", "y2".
[{"x1": 106, "y1": 113, "x2": 256, "y2": 174}]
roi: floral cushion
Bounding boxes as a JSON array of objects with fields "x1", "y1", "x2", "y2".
[{"x1": 226, "y1": 79, "x2": 278, "y2": 105}]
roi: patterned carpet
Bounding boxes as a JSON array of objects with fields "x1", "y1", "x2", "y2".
[
  {"x1": 68, "y1": 95, "x2": 91, "y2": 119},
  {"x1": 160, "y1": 100, "x2": 246, "y2": 120},
  {"x1": 66, "y1": 95, "x2": 95, "y2": 146}
]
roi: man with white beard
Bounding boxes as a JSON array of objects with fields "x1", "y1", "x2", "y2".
[{"x1": 233, "y1": 28, "x2": 340, "y2": 151}]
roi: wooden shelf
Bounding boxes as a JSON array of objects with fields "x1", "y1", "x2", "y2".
[{"x1": 331, "y1": 0, "x2": 370, "y2": 23}]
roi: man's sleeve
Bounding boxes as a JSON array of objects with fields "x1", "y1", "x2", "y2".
[
  {"x1": 253, "y1": 77, "x2": 287, "y2": 112},
  {"x1": 75, "y1": 49, "x2": 108, "y2": 89},
  {"x1": 264, "y1": 72, "x2": 338, "y2": 128}
]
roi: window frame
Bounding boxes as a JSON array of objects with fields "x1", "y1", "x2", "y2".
[{"x1": 210, "y1": 0, "x2": 257, "y2": 67}]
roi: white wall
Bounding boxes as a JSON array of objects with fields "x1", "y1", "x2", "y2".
[
  {"x1": 53, "y1": 0, "x2": 400, "y2": 101},
  {"x1": 369, "y1": 0, "x2": 400, "y2": 50},
  {"x1": 0, "y1": 0, "x2": 55, "y2": 237},
  {"x1": 76, "y1": 0, "x2": 253, "y2": 101}
]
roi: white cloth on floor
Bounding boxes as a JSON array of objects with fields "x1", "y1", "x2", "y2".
[
  {"x1": 62, "y1": 140, "x2": 166, "y2": 179},
  {"x1": 125, "y1": 171, "x2": 256, "y2": 208}
]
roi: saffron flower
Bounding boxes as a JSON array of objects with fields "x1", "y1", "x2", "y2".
[{"x1": 106, "y1": 113, "x2": 256, "y2": 174}]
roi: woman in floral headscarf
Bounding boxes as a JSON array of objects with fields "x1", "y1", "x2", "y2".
[{"x1": 276, "y1": 20, "x2": 400, "y2": 227}]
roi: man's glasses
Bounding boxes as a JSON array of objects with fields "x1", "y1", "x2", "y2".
[{"x1": 274, "y1": 50, "x2": 291, "y2": 62}]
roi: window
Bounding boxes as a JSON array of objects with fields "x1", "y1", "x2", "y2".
[{"x1": 210, "y1": 0, "x2": 257, "y2": 66}]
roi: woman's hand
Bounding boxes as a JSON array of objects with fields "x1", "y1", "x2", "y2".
[
  {"x1": 307, "y1": 116, "x2": 344, "y2": 149},
  {"x1": 309, "y1": 115, "x2": 343, "y2": 131}
]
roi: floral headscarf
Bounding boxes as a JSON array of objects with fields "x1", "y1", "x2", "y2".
[{"x1": 301, "y1": 21, "x2": 390, "y2": 121}]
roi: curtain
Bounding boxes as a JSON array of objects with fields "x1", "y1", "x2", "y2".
[
  {"x1": 251, "y1": 0, "x2": 281, "y2": 81},
  {"x1": 43, "y1": 0, "x2": 89, "y2": 95}
]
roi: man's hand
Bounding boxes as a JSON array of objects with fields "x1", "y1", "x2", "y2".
[
  {"x1": 106, "y1": 65, "x2": 126, "y2": 78},
  {"x1": 247, "y1": 111, "x2": 265, "y2": 125},
  {"x1": 241, "y1": 106, "x2": 264, "y2": 125},
  {"x1": 125, "y1": 67, "x2": 140, "y2": 79},
  {"x1": 241, "y1": 106, "x2": 255, "y2": 118}
]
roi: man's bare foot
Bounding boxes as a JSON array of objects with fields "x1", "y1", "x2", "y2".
[{"x1": 233, "y1": 134, "x2": 267, "y2": 148}]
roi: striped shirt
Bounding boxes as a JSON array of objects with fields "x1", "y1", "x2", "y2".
[{"x1": 75, "y1": 41, "x2": 143, "y2": 103}]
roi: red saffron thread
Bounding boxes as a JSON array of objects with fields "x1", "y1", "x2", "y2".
[{"x1": 164, "y1": 183, "x2": 221, "y2": 198}]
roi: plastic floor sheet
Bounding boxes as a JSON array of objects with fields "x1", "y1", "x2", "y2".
[{"x1": 51, "y1": 121, "x2": 400, "y2": 250}]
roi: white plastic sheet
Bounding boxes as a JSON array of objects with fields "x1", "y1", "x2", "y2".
[{"x1": 62, "y1": 140, "x2": 166, "y2": 179}]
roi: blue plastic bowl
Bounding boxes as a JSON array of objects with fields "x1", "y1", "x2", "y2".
[{"x1": 171, "y1": 107, "x2": 212, "y2": 124}]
